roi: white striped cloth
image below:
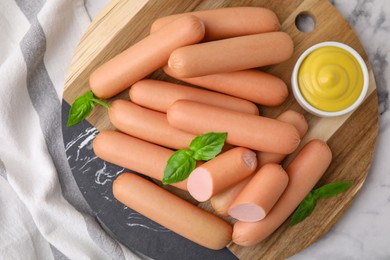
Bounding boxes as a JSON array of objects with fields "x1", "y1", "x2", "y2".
[
  {"x1": 0, "y1": 0, "x2": 142, "y2": 259},
  {"x1": 2, "y1": 0, "x2": 389, "y2": 259}
]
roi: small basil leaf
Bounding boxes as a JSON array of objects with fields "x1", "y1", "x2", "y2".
[
  {"x1": 313, "y1": 181, "x2": 353, "y2": 199},
  {"x1": 67, "y1": 92, "x2": 95, "y2": 126},
  {"x1": 162, "y1": 150, "x2": 196, "y2": 184},
  {"x1": 290, "y1": 191, "x2": 317, "y2": 226},
  {"x1": 189, "y1": 132, "x2": 227, "y2": 161},
  {"x1": 67, "y1": 91, "x2": 109, "y2": 127}
]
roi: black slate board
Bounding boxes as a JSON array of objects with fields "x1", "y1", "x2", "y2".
[{"x1": 61, "y1": 100, "x2": 237, "y2": 260}]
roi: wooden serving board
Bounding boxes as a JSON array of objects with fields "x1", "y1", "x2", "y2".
[{"x1": 63, "y1": 0, "x2": 378, "y2": 259}]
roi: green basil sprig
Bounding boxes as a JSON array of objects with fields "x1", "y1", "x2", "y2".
[
  {"x1": 162, "y1": 132, "x2": 227, "y2": 184},
  {"x1": 67, "y1": 90, "x2": 109, "y2": 127},
  {"x1": 290, "y1": 181, "x2": 353, "y2": 226}
]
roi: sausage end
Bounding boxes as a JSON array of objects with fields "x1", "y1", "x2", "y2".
[
  {"x1": 187, "y1": 167, "x2": 213, "y2": 202},
  {"x1": 232, "y1": 221, "x2": 259, "y2": 247},
  {"x1": 309, "y1": 139, "x2": 333, "y2": 163},
  {"x1": 241, "y1": 149, "x2": 258, "y2": 170},
  {"x1": 210, "y1": 199, "x2": 230, "y2": 216},
  {"x1": 92, "y1": 131, "x2": 110, "y2": 158},
  {"x1": 168, "y1": 49, "x2": 190, "y2": 78},
  {"x1": 112, "y1": 172, "x2": 134, "y2": 202},
  {"x1": 275, "y1": 80, "x2": 289, "y2": 106},
  {"x1": 229, "y1": 203, "x2": 266, "y2": 222},
  {"x1": 89, "y1": 70, "x2": 108, "y2": 99},
  {"x1": 108, "y1": 99, "x2": 125, "y2": 126},
  {"x1": 279, "y1": 31, "x2": 294, "y2": 60},
  {"x1": 180, "y1": 15, "x2": 206, "y2": 43},
  {"x1": 282, "y1": 124, "x2": 302, "y2": 154},
  {"x1": 279, "y1": 110, "x2": 309, "y2": 138}
]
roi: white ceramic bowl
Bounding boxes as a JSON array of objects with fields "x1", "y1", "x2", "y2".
[{"x1": 291, "y1": 41, "x2": 369, "y2": 117}]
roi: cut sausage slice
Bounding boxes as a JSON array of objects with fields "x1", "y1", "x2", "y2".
[
  {"x1": 163, "y1": 68, "x2": 288, "y2": 106},
  {"x1": 187, "y1": 147, "x2": 257, "y2": 202},
  {"x1": 89, "y1": 15, "x2": 205, "y2": 98},
  {"x1": 113, "y1": 173, "x2": 233, "y2": 250},
  {"x1": 129, "y1": 79, "x2": 259, "y2": 115},
  {"x1": 211, "y1": 178, "x2": 251, "y2": 216},
  {"x1": 232, "y1": 140, "x2": 332, "y2": 246},
  {"x1": 228, "y1": 163, "x2": 288, "y2": 222},
  {"x1": 93, "y1": 130, "x2": 187, "y2": 190},
  {"x1": 167, "y1": 32, "x2": 294, "y2": 78},
  {"x1": 109, "y1": 100, "x2": 195, "y2": 150},
  {"x1": 167, "y1": 100, "x2": 301, "y2": 154},
  {"x1": 150, "y1": 7, "x2": 280, "y2": 41}
]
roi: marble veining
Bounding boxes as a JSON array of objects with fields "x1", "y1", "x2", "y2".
[
  {"x1": 372, "y1": 50, "x2": 389, "y2": 115},
  {"x1": 126, "y1": 212, "x2": 171, "y2": 233},
  {"x1": 95, "y1": 163, "x2": 124, "y2": 185}
]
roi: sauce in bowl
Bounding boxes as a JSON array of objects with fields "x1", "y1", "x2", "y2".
[{"x1": 292, "y1": 42, "x2": 368, "y2": 117}]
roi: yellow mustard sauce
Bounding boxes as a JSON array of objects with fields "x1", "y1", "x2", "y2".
[{"x1": 298, "y1": 46, "x2": 364, "y2": 112}]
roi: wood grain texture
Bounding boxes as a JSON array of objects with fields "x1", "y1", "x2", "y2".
[{"x1": 63, "y1": 0, "x2": 378, "y2": 259}]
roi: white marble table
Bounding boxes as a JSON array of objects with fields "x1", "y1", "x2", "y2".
[{"x1": 85, "y1": 0, "x2": 390, "y2": 259}]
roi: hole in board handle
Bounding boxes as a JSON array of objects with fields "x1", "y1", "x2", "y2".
[{"x1": 295, "y1": 11, "x2": 316, "y2": 32}]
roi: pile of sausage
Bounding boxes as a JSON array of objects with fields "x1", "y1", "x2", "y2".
[{"x1": 90, "y1": 7, "x2": 333, "y2": 250}]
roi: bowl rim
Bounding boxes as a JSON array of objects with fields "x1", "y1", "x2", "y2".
[{"x1": 291, "y1": 41, "x2": 369, "y2": 117}]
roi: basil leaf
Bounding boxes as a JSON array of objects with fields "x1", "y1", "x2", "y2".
[
  {"x1": 67, "y1": 91, "x2": 95, "y2": 126},
  {"x1": 313, "y1": 181, "x2": 353, "y2": 199},
  {"x1": 162, "y1": 132, "x2": 227, "y2": 184},
  {"x1": 189, "y1": 132, "x2": 227, "y2": 161},
  {"x1": 290, "y1": 191, "x2": 317, "y2": 226},
  {"x1": 67, "y1": 91, "x2": 109, "y2": 127},
  {"x1": 162, "y1": 150, "x2": 196, "y2": 184},
  {"x1": 289, "y1": 181, "x2": 353, "y2": 226}
]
